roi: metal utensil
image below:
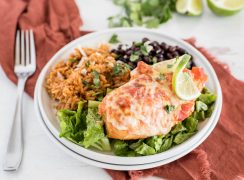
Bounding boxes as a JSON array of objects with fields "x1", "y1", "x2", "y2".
[{"x1": 3, "y1": 30, "x2": 36, "y2": 171}]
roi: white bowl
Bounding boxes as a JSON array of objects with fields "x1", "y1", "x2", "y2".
[{"x1": 36, "y1": 28, "x2": 222, "y2": 166}]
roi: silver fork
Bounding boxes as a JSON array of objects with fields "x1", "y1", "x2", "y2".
[{"x1": 3, "y1": 30, "x2": 36, "y2": 171}]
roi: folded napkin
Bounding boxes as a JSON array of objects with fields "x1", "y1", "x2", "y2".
[
  {"x1": 0, "y1": 1, "x2": 243, "y2": 179},
  {"x1": 0, "y1": 0, "x2": 89, "y2": 97}
]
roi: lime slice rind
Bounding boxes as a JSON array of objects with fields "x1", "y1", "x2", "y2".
[
  {"x1": 152, "y1": 55, "x2": 182, "y2": 74},
  {"x1": 172, "y1": 54, "x2": 201, "y2": 101},
  {"x1": 176, "y1": 0, "x2": 203, "y2": 16},
  {"x1": 207, "y1": 0, "x2": 244, "y2": 16}
]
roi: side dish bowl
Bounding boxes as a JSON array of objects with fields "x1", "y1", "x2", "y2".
[{"x1": 35, "y1": 28, "x2": 222, "y2": 166}]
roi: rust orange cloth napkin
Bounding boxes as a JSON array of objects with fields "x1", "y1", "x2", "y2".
[
  {"x1": 0, "y1": 0, "x2": 89, "y2": 97},
  {"x1": 0, "y1": 1, "x2": 244, "y2": 179}
]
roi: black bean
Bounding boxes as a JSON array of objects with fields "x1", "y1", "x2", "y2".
[
  {"x1": 111, "y1": 49, "x2": 116, "y2": 53},
  {"x1": 168, "y1": 46, "x2": 176, "y2": 53},
  {"x1": 177, "y1": 48, "x2": 186, "y2": 54},
  {"x1": 128, "y1": 62, "x2": 135, "y2": 68},
  {"x1": 149, "y1": 50, "x2": 156, "y2": 56},
  {"x1": 153, "y1": 45, "x2": 160, "y2": 52},
  {"x1": 110, "y1": 37, "x2": 193, "y2": 70},
  {"x1": 153, "y1": 41, "x2": 160, "y2": 46},
  {"x1": 131, "y1": 45, "x2": 136, "y2": 50},
  {"x1": 144, "y1": 56, "x2": 150, "y2": 63},
  {"x1": 118, "y1": 44, "x2": 123, "y2": 50},
  {"x1": 156, "y1": 54, "x2": 164, "y2": 59},
  {"x1": 139, "y1": 54, "x2": 144, "y2": 59},
  {"x1": 126, "y1": 50, "x2": 133, "y2": 56},
  {"x1": 117, "y1": 50, "x2": 125, "y2": 54},
  {"x1": 160, "y1": 42, "x2": 169, "y2": 50},
  {"x1": 160, "y1": 42, "x2": 166, "y2": 49},
  {"x1": 158, "y1": 57, "x2": 164, "y2": 62},
  {"x1": 135, "y1": 47, "x2": 140, "y2": 51},
  {"x1": 172, "y1": 51, "x2": 179, "y2": 57},
  {"x1": 158, "y1": 49, "x2": 164, "y2": 54},
  {"x1": 166, "y1": 53, "x2": 173, "y2": 59},
  {"x1": 142, "y1": 37, "x2": 149, "y2": 43}
]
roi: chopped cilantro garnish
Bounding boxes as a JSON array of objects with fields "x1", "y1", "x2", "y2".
[
  {"x1": 85, "y1": 61, "x2": 90, "y2": 68},
  {"x1": 97, "y1": 95, "x2": 104, "y2": 102},
  {"x1": 113, "y1": 63, "x2": 123, "y2": 75},
  {"x1": 152, "y1": 57, "x2": 157, "y2": 64},
  {"x1": 156, "y1": 73, "x2": 165, "y2": 81},
  {"x1": 140, "y1": 45, "x2": 148, "y2": 56},
  {"x1": 92, "y1": 91, "x2": 103, "y2": 96},
  {"x1": 140, "y1": 43, "x2": 153, "y2": 56},
  {"x1": 113, "y1": 63, "x2": 130, "y2": 75},
  {"x1": 167, "y1": 64, "x2": 173, "y2": 68},
  {"x1": 124, "y1": 63, "x2": 133, "y2": 70},
  {"x1": 134, "y1": 42, "x2": 143, "y2": 47},
  {"x1": 82, "y1": 80, "x2": 90, "y2": 87},
  {"x1": 165, "y1": 105, "x2": 176, "y2": 114},
  {"x1": 109, "y1": 34, "x2": 120, "y2": 44},
  {"x1": 130, "y1": 54, "x2": 139, "y2": 62},
  {"x1": 92, "y1": 70, "x2": 100, "y2": 87},
  {"x1": 69, "y1": 58, "x2": 78, "y2": 63}
]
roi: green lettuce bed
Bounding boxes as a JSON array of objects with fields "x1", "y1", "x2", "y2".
[{"x1": 57, "y1": 88, "x2": 216, "y2": 156}]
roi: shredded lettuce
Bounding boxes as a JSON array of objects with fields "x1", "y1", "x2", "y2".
[
  {"x1": 58, "y1": 88, "x2": 216, "y2": 156},
  {"x1": 58, "y1": 100, "x2": 111, "y2": 151},
  {"x1": 134, "y1": 143, "x2": 156, "y2": 155},
  {"x1": 171, "y1": 122, "x2": 186, "y2": 134},
  {"x1": 198, "y1": 93, "x2": 216, "y2": 105},
  {"x1": 113, "y1": 140, "x2": 130, "y2": 156},
  {"x1": 145, "y1": 136, "x2": 163, "y2": 152},
  {"x1": 160, "y1": 136, "x2": 174, "y2": 152},
  {"x1": 173, "y1": 132, "x2": 196, "y2": 144}
]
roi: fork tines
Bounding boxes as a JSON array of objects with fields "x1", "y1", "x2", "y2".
[{"x1": 15, "y1": 30, "x2": 36, "y2": 73}]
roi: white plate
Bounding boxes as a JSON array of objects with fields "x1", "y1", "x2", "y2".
[
  {"x1": 34, "y1": 82, "x2": 222, "y2": 170},
  {"x1": 36, "y1": 28, "x2": 222, "y2": 166}
]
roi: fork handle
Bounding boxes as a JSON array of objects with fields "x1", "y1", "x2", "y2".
[{"x1": 3, "y1": 77, "x2": 27, "y2": 171}]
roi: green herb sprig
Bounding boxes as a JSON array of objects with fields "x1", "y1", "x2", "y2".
[
  {"x1": 108, "y1": 0, "x2": 176, "y2": 28},
  {"x1": 92, "y1": 70, "x2": 100, "y2": 87},
  {"x1": 109, "y1": 34, "x2": 120, "y2": 44}
]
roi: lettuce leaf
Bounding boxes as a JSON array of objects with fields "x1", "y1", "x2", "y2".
[
  {"x1": 58, "y1": 101, "x2": 111, "y2": 151},
  {"x1": 198, "y1": 93, "x2": 216, "y2": 105},
  {"x1": 134, "y1": 143, "x2": 156, "y2": 155},
  {"x1": 171, "y1": 123, "x2": 186, "y2": 135},
  {"x1": 145, "y1": 136, "x2": 163, "y2": 152},
  {"x1": 183, "y1": 117, "x2": 198, "y2": 133},
  {"x1": 174, "y1": 132, "x2": 196, "y2": 144},
  {"x1": 58, "y1": 109, "x2": 82, "y2": 141},
  {"x1": 113, "y1": 140, "x2": 130, "y2": 156},
  {"x1": 160, "y1": 136, "x2": 173, "y2": 152}
]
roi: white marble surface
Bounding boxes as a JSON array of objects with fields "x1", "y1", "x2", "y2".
[{"x1": 0, "y1": 0, "x2": 244, "y2": 180}]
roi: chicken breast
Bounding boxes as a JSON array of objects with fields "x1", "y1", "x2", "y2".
[{"x1": 99, "y1": 61, "x2": 207, "y2": 140}]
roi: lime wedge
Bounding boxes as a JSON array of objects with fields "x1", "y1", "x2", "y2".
[
  {"x1": 176, "y1": 0, "x2": 203, "y2": 16},
  {"x1": 152, "y1": 55, "x2": 183, "y2": 74},
  {"x1": 172, "y1": 54, "x2": 201, "y2": 100},
  {"x1": 207, "y1": 0, "x2": 244, "y2": 16}
]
